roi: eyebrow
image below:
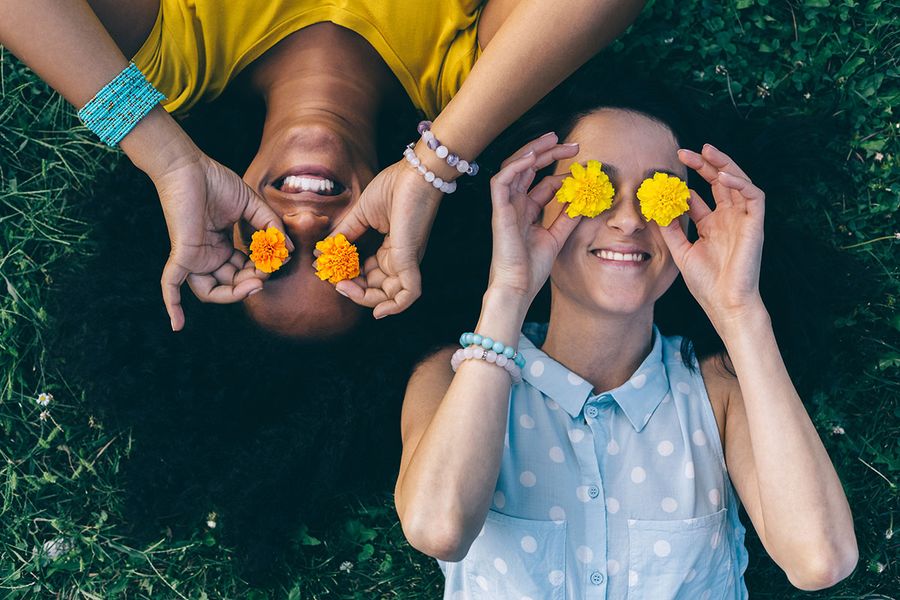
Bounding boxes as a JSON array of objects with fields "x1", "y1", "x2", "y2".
[{"x1": 594, "y1": 162, "x2": 681, "y2": 181}]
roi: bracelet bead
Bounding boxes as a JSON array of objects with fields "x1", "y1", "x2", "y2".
[
  {"x1": 417, "y1": 121, "x2": 479, "y2": 177},
  {"x1": 481, "y1": 337, "x2": 494, "y2": 350}
]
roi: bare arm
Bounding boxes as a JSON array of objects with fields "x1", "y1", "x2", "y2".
[
  {"x1": 0, "y1": 0, "x2": 290, "y2": 329},
  {"x1": 704, "y1": 319, "x2": 857, "y2": 590},
  {"x1": 422, "y1": 0, "x2": 645, "y2": 177},
  {"x1": 395, "y1": 137, "x2": 581, "y2": 560},
  {"x1": 666, "y1": 144, "x2": 857, "y2": 590}
]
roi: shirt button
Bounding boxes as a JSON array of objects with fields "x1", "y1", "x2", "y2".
[
  {"x1": 585, "y1": 405, "x2": 599, "y2": 418},
  {"x1": 587, "y1": 485, "x2": 600, "y2": 499},
  {"x1": 590, "y1": 571, "x2": 605, "y2": 585}
]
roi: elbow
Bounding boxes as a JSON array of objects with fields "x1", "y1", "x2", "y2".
[
  {"x1": 398, "y1": 505, "x2": 474, "y2": 563},
  {"x1": 788, "y1": 540, "x2": 859, "y2": 591}
]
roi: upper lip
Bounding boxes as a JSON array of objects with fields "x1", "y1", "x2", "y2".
[{"x1": 590, "y1": 246, "x2": 651, "y2": 256}]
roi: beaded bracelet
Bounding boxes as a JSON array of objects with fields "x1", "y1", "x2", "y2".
[
  {"x1": 77, "y1": 63, "x2": 165, "y2": 147},
  {"x1": 459, "y1": 332, "x2": 526, "y2": 369},
  {"x1": 417, "y1": 121, "x2": 480, "y2": 176},
  {"x1": 451, "y1": 346, "x2": 523, "y2": 384},
  {"x1": 403, "y1": 143, "x2": 458, "y2": 194}
]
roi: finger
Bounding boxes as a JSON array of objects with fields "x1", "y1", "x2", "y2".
[
  {"x1": 545, "y1": 210, "x2": 582, "y2": 253},
  {"x1": 373, "y1": 269, "x2": 421, "y2": 319},
  {"x1": 491, "y1": 152, "x2": 538, "y2": 208},
  {"x1": 160, "y1": 258, "x2": 188, "y2": 331},
  {"x1": 678, "y1": 149, "x2": 732, "y2": 209},
  {"x1": 531, "y1": 143, "x2": 580, "y2": 172},
  {"x1": 187, "y1": 272, "x2": 263, "y2": 304},
  {"x1": 524, "y1": 174, "x2": 566, "y2": 224},
  {"x1": 329, "y1": 198, "x2": 371, "y2": 244},
  {"x1": 701, "y1": 144, "x2": 751, "y2": 180},
  {"x1": 715, "y1": 171, "x2": 765, "y2": 215},
  {"x1": 687, "y1": 189, "x2": 713, "y2": 224},
  {"x1": 658, "y1": 218, "x2": 692, "y2": 268},
  {"x1": 242, "y1": 193, "x2": 295, "y2": 253},
  {"x1": 499, "y1": 132, "x2": 558, "y2": 169},
  {"x1": 334, "y1": 277, "x2": 389, "y2": 308}
]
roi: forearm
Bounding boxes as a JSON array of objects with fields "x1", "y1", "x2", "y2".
[
  {"x1": 420, "y1": 0, "x2": 644, "y2": 179},
  {"x1": 717, "y1": 306, "x2": 856, "y2": 570},
  {"x1": 0, "y1": 0, "x2": 196, "y2": 180},
  {"x1": 397, "y1": 288, "x2": 528, "y2": 559}
]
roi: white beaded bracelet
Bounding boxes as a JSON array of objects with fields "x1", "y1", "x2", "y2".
[
  {"x1": 450, "y1": 346, "x2": 523, "y2": 384},
  {"x1": 403, "y1": 143, "x2": 458, "y2": 194}
]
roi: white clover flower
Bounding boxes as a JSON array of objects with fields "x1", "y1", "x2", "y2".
[
  {"x1": 339, "y1": 561, "x2": 353, "y2": 572},
  {"x1": 206, "y1": 511, "x2": 217, "y2": 529},
  {"x1": 831, "y1": 425, "x2": 845, "y2": 435},
  {"x1": 874, "y1": 152, "x2": 884, "y2": 162},
  {"x1": 36, "y1": 392, "x2": 53, "y2": 407},
  {"x1": 42, "y1": 537, "x2": 72, "y2": 560},
  {"x1": 39, "y1": 411, "x2": 49, "y2": 422}
]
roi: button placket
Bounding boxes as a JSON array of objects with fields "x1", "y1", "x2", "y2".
[{"x1": 573, "y1": 400, "x2": 609, "y2": 598}]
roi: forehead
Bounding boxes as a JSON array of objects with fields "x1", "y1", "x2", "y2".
[{"x1": 559, "y1": 108, "x2": 685, "y2": 178}]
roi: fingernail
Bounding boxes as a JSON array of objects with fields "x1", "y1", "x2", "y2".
[
  {"x1": 374, "y1": 313, "x2": 385, "y2": 320},
  {"x1": 563, "y1": 143, "x2": 579, "y2": 147},
  {"x1": 540, "y1": 131, "x2": 556, "y2": 139},
  {"x1": 248, "y1": 287, "x2": 262, "y2": 297},
  {"x1": 524, "y1": 150, "x2": 535, "y2": 157},
  {"x1": 170, "y1": 319, "x2": 176, "y2": 332},
  {"x1": 704, "y1": 143, "x2": 719, "y2": 152},
  {"x1": 335, "y1": 287, "x2": 349, "y2": 297}
]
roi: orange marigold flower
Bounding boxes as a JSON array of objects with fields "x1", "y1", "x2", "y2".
[
  {"x1": 249, "y1": 227, "x2": 290, "y2": 273},
  {"x1": 315, "y1": 234, "x2": 360, "y2": 284}
]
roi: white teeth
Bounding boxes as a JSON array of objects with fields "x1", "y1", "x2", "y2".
[
  {"x1": 281, "y1": 176, "x2": 335, "y2": 193},
  {"x1": 595, "y1": 250, "x2": 647, "y2": 262}
]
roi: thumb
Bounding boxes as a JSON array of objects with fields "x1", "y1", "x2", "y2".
[
  {"x1": 160, "y1": 256, "x2": 188, "y2": 331},
  {"x1": 242, "y1": 190, "x2": 295, "y2": 253},
  {"x1": 329, "y1": 198, "x2": 370, "y2": 244},
  {"x1": 658, "y1": 218, "x2": 692, "y2": 269}
]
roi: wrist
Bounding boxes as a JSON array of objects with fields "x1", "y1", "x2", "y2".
[
  {"x1": 119, "y1": 106, "x2": 201, "y2": 181},
  {"x1": 709, "y1": 298, "x2": 770, "y2": 341},
  {"x1": 478, "y1": 287, "x2": 529, "y2": 331}
]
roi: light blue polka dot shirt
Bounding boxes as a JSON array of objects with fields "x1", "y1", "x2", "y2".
[{"x1": 439, "y1": 323, "x2": 750, "y2": 599}]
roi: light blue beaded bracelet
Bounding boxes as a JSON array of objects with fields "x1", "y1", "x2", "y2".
[
  {"x1": 459, "y1": 332, "x2": 526, "y2": 369},
  {"x1": 77, "y1": 62, "x2": 165, "y2": 147}
]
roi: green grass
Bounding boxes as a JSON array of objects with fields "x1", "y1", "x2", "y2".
[{"x1": 1, "y1": 0, "x2": 898, "y2": 597}]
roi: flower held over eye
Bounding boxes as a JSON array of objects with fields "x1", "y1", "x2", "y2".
[
  {"x1": 250, "y1": 227, "x2": 290, "y2": 273},
  {"x1": 637, "y1": 173, "x2": 690, "y2": 226},
  {"x1": 315, "y1": 234, "x2": 360, "y2": 284},
  {"x1": 555, "y1": 160, "x2": 615, "y2": 218}
]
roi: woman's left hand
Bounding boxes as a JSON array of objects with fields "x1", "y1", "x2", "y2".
[
  {"x1": 327, "y1": 160, "x2": 444, "y2": 319},
  {"x1": 659, "y1": 144, "x2": 766, "y2": 328}
]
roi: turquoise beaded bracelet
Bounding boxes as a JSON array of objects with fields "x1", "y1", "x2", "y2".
[
  {"x1": 77, "y1": 62, "x2": 165, "y2": 147},
  {"x1": 459, "y1": 332, "x2": 526, "y2": 369}
]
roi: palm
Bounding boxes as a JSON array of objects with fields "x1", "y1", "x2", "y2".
[
  {"x1": 152, "y1": 154, "x2": 291, "y2": 330},
  {"x1": 661, "y1": 145, "x2": 766, "y2": 323},
  {"x1": 329, "y1": 160, "x2": 444, "y2": 318}
]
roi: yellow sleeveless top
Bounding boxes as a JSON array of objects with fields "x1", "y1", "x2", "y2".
[{"x1": 132, "y1": 0, "x2": 484, "y2": 118}]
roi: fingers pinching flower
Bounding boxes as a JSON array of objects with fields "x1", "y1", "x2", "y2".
[
  {"x1": 315, "y1": 234, "x2": 361, "y2": 284},
  {"x1": 249, "y1": 227, "x2": 290, "y2": 273},
  {"x1": 637, "y1": 172, "x2": 690, "y2": 226},
  {"x1": 555, "y1": 160, "x2": 615, "y2": 218}
]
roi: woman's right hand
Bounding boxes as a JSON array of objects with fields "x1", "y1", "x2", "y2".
[
  {"x1": 487, "y1": 134, "x2": 582, "y2": 304},
  {"x1": 149, "y1": 148, "x2": 293, "y2": 331}
]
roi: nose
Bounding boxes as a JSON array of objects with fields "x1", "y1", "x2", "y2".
[
  {"x1": 282, "y1": 210, "x2": 331, "y2": 242},
  {"x1": 605, "y1": 193, "x2": 646, "y2": 236}
]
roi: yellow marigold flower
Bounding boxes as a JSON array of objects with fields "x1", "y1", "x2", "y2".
[
  {"x1": 315, "y1": 234, "x2": 360, "y2": 284},
  {"x1": 555, "y1": 160, "x2": 615, "y2": 218},
  {"x1": 637, "y1": 172, "x2": 691, "y2": 226},
  {"x1": 249, "y1": 227, "x2": 290, "y2": 273}
]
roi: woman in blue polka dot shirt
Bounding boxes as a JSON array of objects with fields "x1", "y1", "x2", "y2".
[{"x1": 394, "y1": 87, "x2": 858, "y2": 599}]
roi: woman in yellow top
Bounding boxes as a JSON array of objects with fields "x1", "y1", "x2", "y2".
[{"x1": 1, "y1": 0, "x2": 644, "y2": 337}]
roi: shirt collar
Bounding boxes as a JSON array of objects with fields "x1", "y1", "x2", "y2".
[{"x1": 518, "y1": 323, "x2": 669, "y2": 432}]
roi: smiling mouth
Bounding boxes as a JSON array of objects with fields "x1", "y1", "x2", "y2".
[
  {"x1": 273, "y1": 174, "x2": 346, "y2": 196},
  {"x1": 591, "y1": 249, "x2": 651, "y2": 263}
]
